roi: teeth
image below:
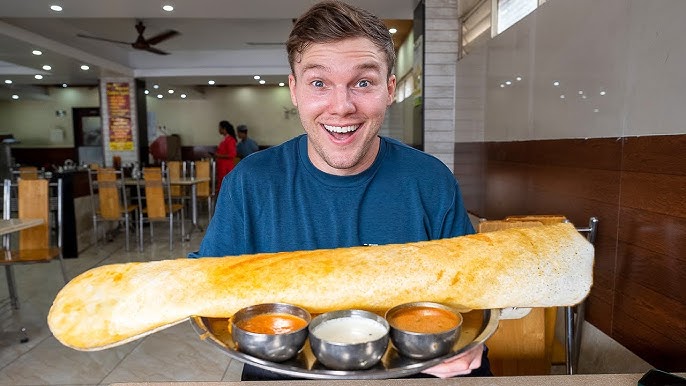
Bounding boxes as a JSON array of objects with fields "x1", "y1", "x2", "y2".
[{"x1": 324, "y1": 124, "x2": 358, "y2": 133}]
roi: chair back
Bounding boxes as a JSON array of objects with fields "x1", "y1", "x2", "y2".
[
  {"x1": 142, "y1": 167, "x2": 167, "y2": 219},
  {"x1": 167, "y1": 161, "x2": 183, "y2": 197},
  {"x1": 15, "y1": 166, "x2": 40, "y2": 180},
  {"x1": 97, "y1": 168, "x2": 123, "y2": 220},
  {"x1": 195, "y1": 160, "x2": 211, "y2": 198},
  {"x1": 17, "y1": 179, "x2": 51, "y2": 250}
]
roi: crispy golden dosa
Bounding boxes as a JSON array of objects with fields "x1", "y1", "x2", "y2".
[{"x1": 48, "y1": 222, "x2": 593, "y2": 351}]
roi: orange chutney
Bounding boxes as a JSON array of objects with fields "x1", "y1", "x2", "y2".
[
  {"x1": 236, "y1": 313, "x2": 308, "y2": 335},
  {"x1": 388, "y1": 306, "x2": 460, "y2": 334}
]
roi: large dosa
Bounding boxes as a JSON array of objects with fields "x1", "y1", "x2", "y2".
[{"x1": 48, "y1": 222, "x2": 593, "y2": 351}]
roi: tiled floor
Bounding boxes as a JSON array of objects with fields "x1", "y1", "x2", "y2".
[
  {"x1": 0, "y1": 218, "x2": 653, "y2": 385},
  {"x1": 0, "y1": 221, "x2": 245, "y2": 386}
]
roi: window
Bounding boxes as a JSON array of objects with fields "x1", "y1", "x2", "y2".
[
  {"x1": 496, "y1": 0, "x2": 537, "y2": 34},
  {"x1": 460, "y1": 0, "x2": 547, "y2": 58}
]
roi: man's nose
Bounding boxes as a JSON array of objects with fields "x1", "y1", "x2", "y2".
[{"x1": 330, "y1": 86, "x2": 356, "y2": 115}]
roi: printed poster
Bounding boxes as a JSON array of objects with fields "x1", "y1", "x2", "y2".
[{"x1": 106, "y1": 82, "x2": 134, "y2": 151}]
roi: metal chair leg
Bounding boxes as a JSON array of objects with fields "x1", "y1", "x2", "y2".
[{"x1": 5, "y1": 265, "x2": 19, "y2": 309}]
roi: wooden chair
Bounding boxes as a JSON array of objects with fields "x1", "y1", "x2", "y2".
[
  {"x1": 193, "y1": 159, "x2": 215, "y2": 220},
  {"x1": 88, "y1": 168, "x2": 138, "y2": 251},
  {"x1": 136, "y1": 167, "x2": 185, "y2": 251},
  {"x1": 478, "y1": 216, "x2": 567, "y2": 376},
  {"x1": 1, "y1": 178, "x2": 68, "y2": 310},
  {"x1": 13, "y1": 166, "x2": 40, "y2": 180},
  {"x1": 166, "y1": 160, "x2": 191, "y2": 215}
]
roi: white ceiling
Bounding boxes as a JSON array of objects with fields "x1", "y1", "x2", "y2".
[
  {"x1": 0, "y1": 0, "x2": 421, "y2": 100},
  {"x1": 0, "y1": 0, "x2": 485, "y2": 101}
]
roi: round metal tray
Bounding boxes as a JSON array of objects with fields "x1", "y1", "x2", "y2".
[{"x1": 191, "y1": 308, "x2": 500, "y2": 379}]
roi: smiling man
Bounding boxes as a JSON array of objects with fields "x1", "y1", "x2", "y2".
[{"x1": 189, "y1": 0, "x2": 486, "y2": 380}]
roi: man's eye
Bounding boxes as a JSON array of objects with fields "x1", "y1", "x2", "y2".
[
  {"x1": 358, "y1": 80, "x2": 370, "y2": 87},
  {"x1": 312, "y1": 80, "x2": 324, "y2": 87}
]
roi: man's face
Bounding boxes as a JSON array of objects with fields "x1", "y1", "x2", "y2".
[
  {"x1": 238, "y1": 131, "x2": 247, "y2": 140},
  {"x1": 289, "y1": 37, "x2": 396, "y2": 176}
]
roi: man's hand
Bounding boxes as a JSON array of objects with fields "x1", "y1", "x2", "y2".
[{"x1": 420, "y1": 343, "x2": 484, "y2": 378}]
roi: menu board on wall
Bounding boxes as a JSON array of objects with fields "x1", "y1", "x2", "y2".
[{"x1": 106, "y1": 82, "x2": 134, "y2": 151}]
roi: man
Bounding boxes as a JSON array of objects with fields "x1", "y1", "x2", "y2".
[
  {"x1": 190, "y1": 0, "x2": 488, "y2": 380},
  {"x1": 236, "y1": 124, "x2": 259, "y2": 158}
]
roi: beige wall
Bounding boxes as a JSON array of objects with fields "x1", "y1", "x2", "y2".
[
  {"x1": 146, "y1": 85, "x2": 303, "y2": 147},
  {"x1": 0, "y1": 87, "x2": 99, "y2": 147},
  {"x1": 0, "y1": 85, "x2": 304, "y2": 148}
]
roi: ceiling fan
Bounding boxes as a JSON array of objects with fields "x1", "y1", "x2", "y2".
[{"x1": 76, "y1": 21, "x2": 180, "y2": 55}]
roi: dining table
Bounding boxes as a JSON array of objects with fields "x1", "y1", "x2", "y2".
[
  {"x1": 122, "y1": 177, "x2": 210, "y2": 240},
  {"x1": 1, "y1": 217, "x2": 45, "y2": 342},
  {"x1": 109, "y1": 372, "x2": 686, "y2": 386},
  {"x1": 0, "y1": 218, "x2": 44, "y2": 237}
]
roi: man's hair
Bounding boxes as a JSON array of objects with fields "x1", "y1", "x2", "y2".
[{"x1": 286, "y1": 0, "x2": 396, "y2": 78}]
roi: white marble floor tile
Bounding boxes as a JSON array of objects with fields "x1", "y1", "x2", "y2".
[
  {"x1": 0, "y1": 336, "x2": 138, "y2": 385},
  {"x1": 100, "y1": 322, "x2": 229, "y2": 384}
]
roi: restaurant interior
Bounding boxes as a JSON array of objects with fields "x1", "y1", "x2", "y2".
[{"x1": 1, "y1": 0, "x2": 685, "y2": 384}]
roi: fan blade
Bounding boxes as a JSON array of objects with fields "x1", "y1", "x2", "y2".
[
  {"x1": 144, "y1": 46, "x2": 170, "y2": 55},
  {"x1": 76, "y1": 33, "x2": 131, "y2": 46},
  {"x1": 145, "y1": 30, "x2": 180, "y2": 45}
]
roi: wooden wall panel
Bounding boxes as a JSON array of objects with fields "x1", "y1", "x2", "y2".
[
  {"x1": 454, "y1": 135, "x2": 686, "y2": 371},
  {"x1": 622, "y1": 135, "x2": 686, "y2": 175},
  {"x1": 11, "y1": 147, "x2": 78, "y2": 168}
]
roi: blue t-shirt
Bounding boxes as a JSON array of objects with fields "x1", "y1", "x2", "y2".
[{"x1": 189, "y1": 134, "x2": 473, "y2": 257}]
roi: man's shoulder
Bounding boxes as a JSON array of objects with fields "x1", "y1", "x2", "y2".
[
  {"x1": 232, "y1": 136, "x2": 300, "y2": 172},
  {"x1": 380, "y1": 136, "x2": 451, "y2": 170}
]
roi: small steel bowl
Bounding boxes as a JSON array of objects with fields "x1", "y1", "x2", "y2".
[
  {"x1": 385, "y1": 302, "x2": 463, "y2": 360},
  {"x1": 309, "y1": 309, "x2": 390, "y2": 370},
  {"x1": 230, "y1": 303, "x2": 311, "y2": 362}
]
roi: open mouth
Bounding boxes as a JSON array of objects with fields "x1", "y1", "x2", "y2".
[{"x1": 323, "y1": 124, "x2": 360, "y2": 141}]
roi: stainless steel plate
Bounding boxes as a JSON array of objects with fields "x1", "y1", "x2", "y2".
[{"x1": 191, "y1": 308, "x2": 500, "y2": 380}]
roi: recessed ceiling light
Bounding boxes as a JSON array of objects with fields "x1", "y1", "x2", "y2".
[
  {"x1": 253, "y1": 75, "x2": 260, "y2": 80},
  {"x1": 80, "y1": 65, "x2": 90, "y2": 70},
  {"x1": 279, "y1": 82, "x2": 285, "y2": 87},
  {"x1": 153, "y1": 84, "x2": 159, "y2": 89},
  {"x1": 180, "y1": 94, "x2": 187, "y2": 99},
  {"x1": 62, "y1": 83, "x2": 67, "y2": 88},
  {"x1": 34, "y1": 74, "x2": 43, "y2": 80},
  {"x1": 516, "y1": 76, "x2": 522, "y2": 81},
  {"x1": 560, "y1": 94, "x2": 566, "y2": 99},
  {"x1": 157, "y1": 94, "x2": 163, "y2": 99},
  {"x1": 32, "y1": 50, "x2": 42, "y2": 56},
  {"x1": 42, "y1": 65, "x2": 52, "y2": 71},
  {"x1": 50, "y1": 5, "x2": 63, "y2": 12},
  {"x1": 553, "y1": 81, "x2": 560, "y2": 86},
  {"x1": 259, "y1": 80, "x2": 266, "y2": 84},
  {"x1": 4, "y1": 79, "x2": 12, "y2": 84},
  {"x1": 599, "y1": 91, "x2": 607, "y2": 96},
  {"x1": 11, "y1": 95, "x2": 19, "y2": 100},
  {"x1": 505, "y1": 80, "x2": 512, "y2": 85},
  {"x1": 162, "y1": 5, "x2": 174, "y2": 12},
  {"x1": 208, "y1": 80, "x2": 215, "y2": 85},
  {"x1": 168, "y1": 89, "x2": 174, "y2": 94},
  {"x1": 389, "y1": 28, "x2": 397, "y2": 34},
  {"x1": 144, "y1": 90, "x2": 149, "y2": 94}
]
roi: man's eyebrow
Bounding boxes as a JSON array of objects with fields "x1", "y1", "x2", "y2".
[
  {"x1": 300, "y1": 63, "x2": 329, "y2": 74},
  {"x1": 355, "y1": 61, "x2": 383, "y2": 72}
]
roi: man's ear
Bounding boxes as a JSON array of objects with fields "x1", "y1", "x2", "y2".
[
  {"x1": 386, "y1": 74, "x2": 397, "y2": 106},
  {"x1": 288, "y1": 74, "x2": 298, "y2": 107}
]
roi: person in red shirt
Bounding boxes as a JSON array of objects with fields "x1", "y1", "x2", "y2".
[{"x1": 214, "y1": 120, "x2": 237, "y2": 193}]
